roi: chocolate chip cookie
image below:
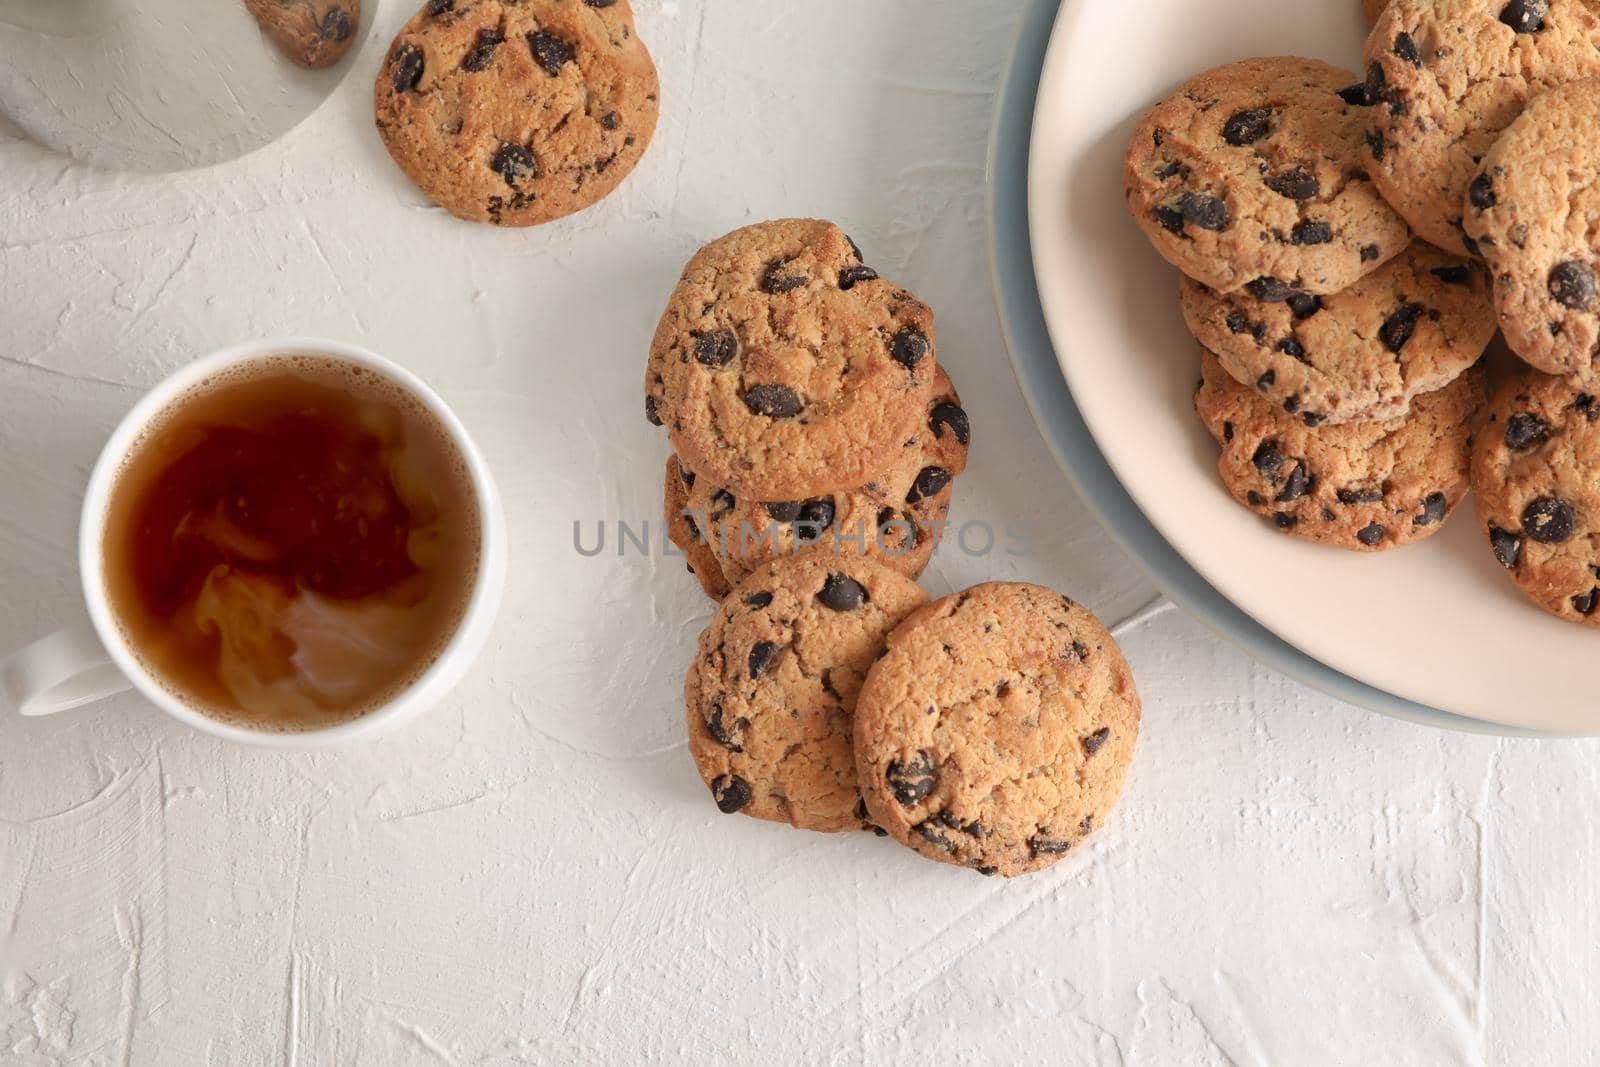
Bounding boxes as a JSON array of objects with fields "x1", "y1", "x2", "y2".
[
  {"x1": 1195, "y1": 350, "x2": 1488, "y2": 550},
  {"x1": 1362, "y1": 0, "x2": 1600, "y2": 256},
  {"x1": 664, "y1": 456, "x2": 731, "y2": 601},
  {"x1": 1181, "y1": 242, "x2": 1495, "y2": 426},
  {"x1": 1472, "y1": 368, "x2": 1600, "y2": 625},
  {"x1": 853, "y1": 583, "x2": 1140, "y2": 878},
  {"x1": 646, "y1": 220, "x2": 940, "y2": 501},
  {"x1": 246, "y1": 0, "x2": 359, "y2": 69},
  {"x1": 685, "y1": 556, "x2": 929, "y2": 833},
  {"x1": 680, "y1": 367, "x2": 969, "y2": 592},
  {"x1": 1125, "y1": 56, "x2": 1411, "y2": 296},
  {"x1": 1464, "y1": 79, "x2": 1600, "y2": 381},
  {"x1": 374, "y1": 0, "x2": 659, "y2": 226}
]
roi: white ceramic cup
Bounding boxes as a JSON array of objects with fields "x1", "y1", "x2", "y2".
[{"x1": 0, "y1": 337, "x2": 507, "y2": 748}]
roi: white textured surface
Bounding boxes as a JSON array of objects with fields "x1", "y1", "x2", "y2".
[{"x1": 0, "y1": 2, "x2": 1593, "y2": 1063}]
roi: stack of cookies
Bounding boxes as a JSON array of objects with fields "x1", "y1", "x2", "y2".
[
  {"x1": 1126, "y1": 55, "x2": 1497, "y2": 552},
  {"x1": 645, "y1": 220, "x2": 1142, "y2": 876},
  {"x1": 1125, "y1": 0, "x2": 1600, "y2": 628},
  {"x1": 645, "y1": 219, "x2": 970, "y2": 599}
]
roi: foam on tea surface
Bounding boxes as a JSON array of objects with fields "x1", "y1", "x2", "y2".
[{"x1": 101, "y1": 356, "x2": 480, "y2": 731}]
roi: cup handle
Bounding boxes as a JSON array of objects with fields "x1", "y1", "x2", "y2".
[{"x1": 1, "y1": 617, "x2": 131, "y2": 717}]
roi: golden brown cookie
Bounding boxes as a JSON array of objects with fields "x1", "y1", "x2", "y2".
[
  {"x1": 1125, "y1": 56, "x2": 1410, "y2": 296},
  {"x1": 854, "y1": 583, "x2": 1140, "y2": 878},
  {"x1": 1464, "y1": 79, "x2": 1600, "y2": 382},
  {"x1": 1180, "y1": 242, "x2": 1495, "y2": 426},
  {"x1": 1195, "y1": 350, "x2": 1488, "y2": 550},
  {"x1": 246, "y1": 0, "x2": 359, "y2": 69},
  {"x1": 645, "y1": 220, "x2": 940, "y2": 501},
  {"x1": 1362, "y1": 0, "x2": 1600, "y2": 256},
  {"x1": 685, "y1": 556, "x2": 928, "y2": 834},
  {"x1": 374, "y1": 0, "x2": 659, "y2": 226},
  {"x1": 680, "y1": 367, "x2": 969, "y2": 593},
  {"x1": 1472, "y1": 368, "x2": 1600, "y2": 625},
  {"x1": 664, "y1": 456, "x2": 730, "y2": 601}
]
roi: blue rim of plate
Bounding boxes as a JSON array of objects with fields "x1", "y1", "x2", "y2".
[{"x1": 984, "y1": 0, "x2": 1544, "y2": 737}]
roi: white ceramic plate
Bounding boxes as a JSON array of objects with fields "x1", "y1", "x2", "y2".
[{"x1": 1029, "y1": 0, "x2": 1595, "y2": 735}]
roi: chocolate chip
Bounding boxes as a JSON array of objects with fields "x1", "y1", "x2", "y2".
[
  {"x1": 1154, "y1": 160, "x2": 1184, "y2": 180},
  {"x1": 1257, "y1": 371, "x2": 1275, "y2": 390},
  {"x1": 1357, "y1": 523, "x2": 1386, "y2": 546},
  {"x1": 1379, "y1": 303, "x2": 1425, "y2": 353},
  {"x1": 601, "y1": 111, "x2": 621, "y2": 130},
  {"x1": 1364, "y1": 62, "x2": 1407, "y2": 118},
  {"x1": 1490, "y1": 525, "x2": 1523, "y2": 568},
  {"x1": 743, "y1": 591, "x2": 773, "y2": 608},
  {"x1": 1222, "y1": 108, "x2": 1273, "y2": 145},
  {"x1": 491, "y1": 143, "x2": 538, "y2": 187},
  {"x1": 529, "y1": 30, "x2": 574, "y2": 76},
  {"x1": 929, "y1": 401, "x2": 970, "y2": 445},
  {"x1": 1549, "y1": 261, "x2": 1595, "y2": 310},
  {"x1": 1577, "y1": 394, "x2": 1599, "y2": 421},
  {"x1": 1252, "y1": 440, "x2": 1284, "y2": 478},
  {"x1": 1226, "y1": 311, "x2": 1251, "y2": 333},
  {"x1": 838, "y1": 265, "x2": 879, "y2": 290},
  {"x1": 1430, "y1": 265, "x2": 1473, "y2": 285},
  {"x1": 1468, "y1": 173, "x2": 1497, "y2": 210},
  {"x1": 1414, "y1": 492, "x2": 1449, "y2": 526},
  {"x1": 907, "y1": 467, "x2": 952, "y2": 504},
  {"x1": 1576, "y1": 589, "x2": 1600, "y2": 616},
  {"x1": 712, "y1": 775, "x2": 752, "y2": 813},
  {"x1": 1394, "y1": 31, "x2": 1421, "y2": 65},
  {"x1": 706, "y1": 701, "x2": 747, "y2": 752},
  {"x1": 645, "y1": 395, "x2": 662, "y2": 426},
  {"x1": 885, "y1": 751, "x2": 936, "y2": 805},
  {"x1": 1274, "y1": 462, "x2": 1310, "y2": 503},
  {"x1": 1176, "y1": 192, "x2": 1230, "y2": 231},
  {"x1": 1274, "y1": 513, "x2": 1298, "y2": 529},
  {"x1": 390, "y1": 42, "x2": 424, "y2": 92},
  {"x1": 1366, "y1": 129, "x2": 1386, "y2": 162},
  {"x1": 1246, "y1": 277, "x2": 1296, "y2": 302},
  {"x1": 582, "y1": 0, "x2": 617, "y2": 6},
  {"x1": 1289, "y1": 221, "x2": 1333, "y2": 246},
  {"x1": 1029, "y1": 835, "x2": 1073, "y2": 856},
  {"x1": 891, "y1": 327, "x2": 930, "y2": 368},
  {"x1": 1222, "y1": 421, "x2": 1234, "y2": 442},
  {"x1": 463, "y1": 28, "x2": 504, "y2": 70},
  {"x1": 426, "y1": 0, "x2": 453, "y2": 12},
  {"x1": 1523, "y1": 495, "x2": 1576, "y2": 544},
  {"x1": 1505, "y1": 413, "x2": 1550, "y2": 450},
  {"x1": 1278, "y1": 338, "x2": 1306, "y2": 360},
  {"x1": 818, "y1": 573, "x2": 867, "y2": 612},
  {"x1": 743, "y1": 384, "x2": 803, "y2": 418},
  {"x1": 1082, "y1": 727, "x2": 1111, "y2": 756},
  {"x1": 748, "y1": 641, "x2": 780, "y2": 679},
  {"x1": 1302, "y1": 412, "x2": 1325, "y2": 428},
  {"x1": 693, "y1": 330, "x2": 738, "y2": 368},
  {"x1": 709, "y1": 489, "x2": 735, "y2": 513},
  {"x1": 762, "y1": 258, "x2": 808, "y2": 294},
  {"x1": 320, "y1": 8, "x2": 352, "y2": 41},
  {"x1": 764, "y1": 501, "x2": 802, "y2": 522},
  {"x1": 1361, "y1": 243, "x2": 1381, "y2": 262},
  {"x1": 1461, "y1": 230, "x2": 1480, "y2": 257},
  {"x1": 678, "y1": 465, "x2": 696, "y2": 488},
  {"x1": 1337, "y1": 83, "x2": 1370, "y2": 106},
  {"x1": 1500, "y1": 0, "x2": 1548, "y2": 33},
  {"x1": 797, "y1": 498, "x2": 836, "y2": 535},
  {"x1": 1287, "y1": 293, "x2": 1323, "y2": 319},
  {"x1": 1154, "y1": 205, "x2": 1185, "y2": 235},
  {"x1": 1338, "y1": 487, "x2": 1384, "y2": 505}
]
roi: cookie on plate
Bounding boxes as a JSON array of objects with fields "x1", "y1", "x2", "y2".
[
  {"x1": 374, "y1": 0, "x2": 659, "y2": 226},
  {"x1": 682, "y1": 368, "x2": 970, "y2": 592},
  {"x1": 1363, "y1": 0, "x2": 1392, "y2": 26},
  {"x1": 1472, "y1": 368, "x2": 1600, "y2": 625},
  {"x1": 1125, "y1": 56, "x2": 1410, "y2": 295},
  {"x1": 1362, "y1": 0, "x2": 1600, "y2": 256},
  {"x1": 1195, "y1": 350, "x2": 1488, "y2": 550},
  {"x1": 1181, "y1": 242, "x2": 1495, "y2": 426},
  {"x1": 646, "y1": 220, "x2": 940, "y2": 501},
  {"x1": 685, "y1": 556, "x2": 928, "y2": 833},
  {"x1": 854, "y1": 582, "x2": 1140, "y2": 878},
  {"x1": 245, "y1": 0, "x2": 359, "y2": 69},
  {"x1": 1464, "y1": 79, "x2": 1600, "y2": 382},
  {"x1": 664, "y1": 456, "x2": 731, "y2": 600}
]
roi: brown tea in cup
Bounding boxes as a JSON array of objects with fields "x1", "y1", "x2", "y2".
[{"x1": 100, "y1": 356, "x2": 480, "y2": 731}]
